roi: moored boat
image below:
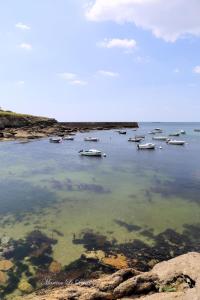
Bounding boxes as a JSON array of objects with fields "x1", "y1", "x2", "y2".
[
  {"x1": 84, "y1": 137, "x2": 99, "y2": 142},
  {"x1": 154, "y1": 128, "x2": 163, "y2": 133},
  {"x1": 135, "y1": 135, "x2": 145, "y2": 139},
  {"x1": 194, "y1": 129, "x2": 200, "y2": 132},
  {"x1": 118, "y1": 131, "x2": 127, "y2": 135},
  {"x1": 167, "y1": 139, "x2": 185, "y2": 145},
  {"x1": 137, "y1": 143, "x2": 155, "y2": 150},
  {"x1": 128, "y1": 137, "x2": 144, "y2": 142},
  {"x1": 152, "y1": 136, "x2": 168, "y2": 141},
  {"x1": 180, "y1": 130, "x2": 186, "y2": 134},
  {"x1": 63, "y1": 136, "x2": 74, "y2": 141},
  {"x1": 49, "y1": 138, "x2": 62, "y2": 143},
  {"x1": 79, "y1": 149, "x2": 103, "y2": 157},
  {"x1": 169, "y1": 132, "x2": 180, "y2": 137}
]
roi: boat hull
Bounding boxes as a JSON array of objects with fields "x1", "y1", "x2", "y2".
[
  {"x1": 80, "y1": 153, "x2": 102, "y2": 157},
  {"x1": 137, "y1": 143, "x2": 155, "y2": 150},
  {"x1": 152, "y1": 136, "x2": 168, "y2": 141},
  {"x1": 167, "y1": 141, "x2": 185, "y2": 145}
]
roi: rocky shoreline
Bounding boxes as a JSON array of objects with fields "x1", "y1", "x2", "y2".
[
  {"x1": 21, "y1": 252, "x2": 200, "y2": 300},
  {"x1": 0, "y1": 111, "x2": 138, "y2": 141}
]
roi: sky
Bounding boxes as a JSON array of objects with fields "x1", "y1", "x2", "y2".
[{"x1": 0, "y1": 0, "x2": 200, "y2": 122}]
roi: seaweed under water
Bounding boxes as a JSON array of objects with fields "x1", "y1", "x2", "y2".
[
  {"x1": 0, "y1": 230, "x2": 57, "y2": 298},
  {"x1": 149, "y1": 176, "x2": 200, "y2": 204},
  {"x1": 47, "y1": 178, "x2": 111, "y2": 194},
  {"x1": 72, "y1": 223, "x2": 200, "y2": 272},
  {"x1": 0, "y1": 179, "x2": 58, "y2": 221},
  {"x1": 114, "y1": 219, "x2": 141, "y2": 232}
]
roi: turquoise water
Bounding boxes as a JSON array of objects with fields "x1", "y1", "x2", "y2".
[{"x1": 1, "y1": 122, "x2": 200, "y2": 297}]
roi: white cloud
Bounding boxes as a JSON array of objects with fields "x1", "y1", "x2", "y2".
[
  {"x1": 98, "y1": 38, "x2": 136, "y2": 49},
  {"x1": 58, "y1": 72, "x2": 77, "y2": 80},
  {"x1": 18, "y1": 43, "x2": 32, "y2": 50},
  {"x1": 86, "y1": 0, "x2": 200, "y2": 42},
  {"x1": 15, "y1": 22, "x2": 31, "y2": 31},
  {"x1": 16, "y1": 80, "x2": 25, "y2": 86},
  {"x1": 58, "y1": 73, "x2": 87, "y2": 86},
  {"x1": 70, "y1": 80, "x2": 88, "y2": 86},
  {"x1": 193, "y1": 65, "x2": 200, "y2": 74},
  {"x1": 98, "y1": 70, "x2": 119, "y2": 77},
  {"x1": 174, "y1": 68, "x2": 180, "y2": 73}
]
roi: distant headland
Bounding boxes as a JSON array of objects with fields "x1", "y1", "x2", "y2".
[{"x1": 0, "y1": 109, "x2": 138, "y2": 140}]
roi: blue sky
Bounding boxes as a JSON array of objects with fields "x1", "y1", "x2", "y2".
[{"x1": 0, "y1": 0, "x2": 200, "y2": 121}]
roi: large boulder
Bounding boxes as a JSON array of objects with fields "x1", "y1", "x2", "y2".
[{"x1": 21, "y1": 252, "x2": 200, "y2": 300}]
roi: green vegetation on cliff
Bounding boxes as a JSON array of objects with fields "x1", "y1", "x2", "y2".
[{"x1": 0, "y1": 110, "x2": 57, "y2": 129}]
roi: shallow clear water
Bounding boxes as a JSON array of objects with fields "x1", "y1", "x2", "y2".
[{"x1": 1, "y1": 122, "x2": 200, "y2": 266}]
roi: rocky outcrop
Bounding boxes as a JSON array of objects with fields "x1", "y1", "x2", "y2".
[
  {"x1": 0, "y1": 111, "x2": 57, "y2": 130},
  {"x1": 0, "y1": 111, "x2": 139, "y2": 141},
  {"x1": 21, "y1": 252, "x2": 200, "y2": 300},
  {"x1": 59, "y1": 122, "x2": 139, "y2": 130}
]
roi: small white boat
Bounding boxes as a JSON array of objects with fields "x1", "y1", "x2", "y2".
[
  {"x1": 167, "y1": 140, "x2": 185, "y2": 145},
  {"x1": 63, "y1": 136, "x2": 74, "y2": 141},
  {"x1": 180, "y1": 130, "x2": 186, "y2": 134},
  {"x1": 79, "y1": 149, "x2": 102, "y2": 157},
  {"x1": 119, "y1": 131, "x2": 127, "y2": 135},
  {"x1": 128, "y1": 137, "x2": 143, "y2": 142},
  {"x1": 49, "y1": 138, "x2": 62, "y2": 143},
  {"x1": 84, "y1": 137, "x2": 99, "y2": 142},
  {"x1": 169, "y1": 132, "x2": 180, "y2": 137},
  {"x1": 152, "y1": 136, "x2": 168, "y2": 141},
  {"x1": 137, "y1": 143, "x2": 155, "y2": 150},
  {"x1": 135, "y1": 135, "x2": 145, "y2": 139},
  {"x1": 154, "y1": 128, "x2": 163, "y2": 133}
]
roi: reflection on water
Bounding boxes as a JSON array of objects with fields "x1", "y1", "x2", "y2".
[{"x1": 0, "y1": 122, "x2": 200, "y2": 298}]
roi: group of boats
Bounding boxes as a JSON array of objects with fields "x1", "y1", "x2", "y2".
[
  {"x1": 49, "y1": 126, "x2": 189, "y2": 155},
  {"x1": 124, "y1": 127, "x2": 187, "y2": 149},
  {"x1": 49, "y1": 136, "x2": 99, "y2": 143},
  {"x1": 49, "y1": 135, "x2": 104, "y2": 157}
]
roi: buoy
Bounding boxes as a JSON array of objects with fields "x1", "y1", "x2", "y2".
[
  {"x1": 103, "y1": 153, "x2": 107, "y2": 157},
  {"x1": 159, "y1": 146, "x2": 163, "y2": 149}
]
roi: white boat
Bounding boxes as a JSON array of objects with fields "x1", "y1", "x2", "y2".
[
  {"x1": 84, "y1": 137, "x2": 99, "y2": 142},
  {"x1": 169, "y1": 132, "x2": 180, "y2": 137},
  {"x1": 63, "y1": 136, "x2": 74, "y2": 141},
  {"x1": 148, "y1": 128, "x2": 163, "y2": 134},
  {"x1": 154, "y1": 128, "x2": 163, "y2": 133},
  {"x1": 128, "y1": 137, "x2": 143, "y2": 142},
  {"x1": 167, "y1": 140, "x2": 185, "y2": 145},
  {"x1": 137, "y1": 143, "x2": 155, "y2": 150},
  {"x1": 79, "y1": 149, "x2": 102, "y2": 157},
  {"x1": 152, "y1": 136, "x2": 168, "y2": 141},
  {"x1": 49, "y1": 138, "x2": 62, "y2": 143},
  {"x1": 135, "y1": 135, "x2": 145, "y2": 139},
  {"x1": 180, "y1": 130, "x2": 186, "y2": 134}
]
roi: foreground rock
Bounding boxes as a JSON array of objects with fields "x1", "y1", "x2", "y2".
[{"x1": 21, "y1": 252, "x2": 200, "y2": 300}]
